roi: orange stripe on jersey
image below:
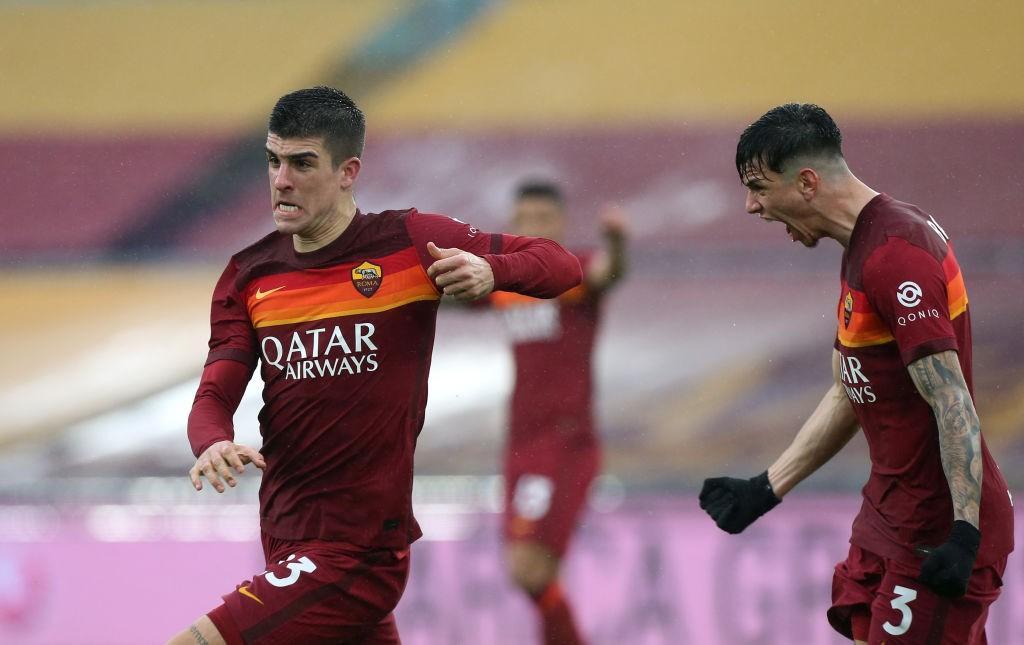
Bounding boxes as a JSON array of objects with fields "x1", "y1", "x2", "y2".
[
  {"x1": 942, "y1": 250, "x2": 969, "y2": 320},
  {"x1": 491, "y1": 291, "x2": 538, "y2": 308},
  {"x1": 836, "y1": 287, "x2": 895, "y2": 348},
  {"x1": 246, "y1": 249, "x2": 439, "y2": 328},
  {"x1": 491, "y1": 283, "x2": 588, "y2": 309}
]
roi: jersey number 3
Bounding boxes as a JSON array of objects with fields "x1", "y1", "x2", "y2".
[
  {"x1": 883, "y1": 584, "x2": 917, "y2": 636},
  {"x1": 265, "y1": 553, "x2": 317, "y2": 588}
]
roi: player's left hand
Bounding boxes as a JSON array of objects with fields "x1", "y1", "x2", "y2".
[
  {"x1": 917, "y1": 520, "x2": 980, "y2": 597},
  {"x1": 426, "y1": 241, "x2": 495, "y2": 301}
]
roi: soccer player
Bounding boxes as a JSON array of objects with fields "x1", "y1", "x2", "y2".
[
  {"x1": 167, "y1": 87, "x2": 581, "y2": 645},
  {"x1": 486, "y1": 181, "x2": 627, "y2": 645},
  {"x1": 699, "y1": 104, "x2": 1013, "y2": 644}
]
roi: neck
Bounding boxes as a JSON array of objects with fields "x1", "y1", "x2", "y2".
[
  {"x1": 293, "y1": 195, "x2": 357, "y2": 253},
  {"x1": 818, "y1": 175, "x2": 879, "y2": 249}
]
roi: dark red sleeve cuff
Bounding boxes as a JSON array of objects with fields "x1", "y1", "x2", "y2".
[
  {"x1": 901, "y1": 337, "x2": 958, "y2": 366},
  {"x1": 205, "y1": 348, "x2": 258, "y2": 369}
]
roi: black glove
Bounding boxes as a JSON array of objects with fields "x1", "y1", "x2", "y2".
[
  {"x1": 699, "y1": 471, "x2": 781, "y2": 534},
  {"x1": 917, "y1": 520, "x2": 980, "y2": 597}
]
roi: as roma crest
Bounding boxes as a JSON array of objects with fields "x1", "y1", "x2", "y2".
[
  {"x1": 351, "y1": 261, "x2": 383, "y2": 298},
  {"x1": 843, "y1": 291, "x2": 854, "y2": 328}
]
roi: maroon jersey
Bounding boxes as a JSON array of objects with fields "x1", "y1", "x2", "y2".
[
  {"x1": 491, "y1": 253, "x2": 602, "y2": 449},
  {"x1": 835, "y1": 194, "x2": 1013, "y2": 566},
  {"x1": 188, "y1": 209, "x2": 581, "y2": 550}
]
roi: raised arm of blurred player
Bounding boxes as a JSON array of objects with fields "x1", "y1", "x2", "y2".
[
  {"x1": 584, "y1": 204, "x2": 629, "y2": 292},
  {"x1": 408, "y1": 211, "x2": 582, "y2": 302},
  {"x1": 700, "y1": 349, "x2": 859, "y2": 533},
  {"x1": 186, "y1": 259, "x2": 266, "y2": 493}
]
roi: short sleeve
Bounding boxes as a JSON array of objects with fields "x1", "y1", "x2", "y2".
[
  {"x1": 861, "y1": 237, "x2": 958, "y2": 365},
  {"x1": 206, "y1": 259, "x2": 259, "y2": 368}
]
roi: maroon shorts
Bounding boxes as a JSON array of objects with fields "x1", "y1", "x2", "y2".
[
  {"x1": 828, "y1": 543, "x2": 1006, "y2": 644},
  {"x1": 207, "y1": 532, "x2": 410, "y2": 644},
  {"x1": 504, "y1": 444, "x2": 599, "y2": 557}
]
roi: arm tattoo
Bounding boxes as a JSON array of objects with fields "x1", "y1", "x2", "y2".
[
  {"x1": 908, "y1": 350, "x2": 982, "y2": 527},
  {"x1": 189, "y1": 624, "x2": 210, "y2": 645}
]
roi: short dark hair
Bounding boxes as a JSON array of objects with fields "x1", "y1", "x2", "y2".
[
  {"x1": 514, "y1": 179, "x2": 565, "y2": 206},
  {"x1": 735, "y1": 103, "x2": 843, "y2": 180},
  {"x1": 269, "y1": 86, "x2": 365, "y2": 166}
]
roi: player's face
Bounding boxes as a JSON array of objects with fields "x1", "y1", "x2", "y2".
[
  {"x1": 513, "y1": 197, "x2": 565, "y2": 241},
  {"x1": 743, "y1": 168, "x2": 820, "y2": 247},
  {"x1": 266, "y1": 134, "x2": 351, "y2": 236}
]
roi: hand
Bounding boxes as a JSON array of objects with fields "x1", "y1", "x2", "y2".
[
  {"x1": 917, "y1": 520, "x2": 980, "y2": 597},
  {"x1": 599, "y1": 204, "x2": 629, "y2": 239},
  {"x1": 426, "y1": 241, "x2": 495, "y2": 301},
  {"x1": 699, "y1": 471, "x2": 781, "y2": 534},
  {"x1": 189, "y1": 440, "x2": 265, "y2": 493}
]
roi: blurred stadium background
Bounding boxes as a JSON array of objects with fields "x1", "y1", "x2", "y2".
[{"x1": 1, "y1": 1, "x2": 1022, "y2": 643}]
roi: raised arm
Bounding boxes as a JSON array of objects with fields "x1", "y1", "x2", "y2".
[
  {"x1": 584, "y1": 205, "x2": 629, "y2": 293},
  {"x1": 700, "y1": 350, "x2": 860, "y2": 533}
]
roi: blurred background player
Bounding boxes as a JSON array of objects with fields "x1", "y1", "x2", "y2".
[
  {"x1": 486, "y1": 181, "x2": 628, "y2": 645},
  {"x1": 699, "y1": 104, "x2": 1013, "y2": 644},
  {"x1": 3, "y1": 4, "x2": 1023, "y2": 643},
  {"x1": 170, "y1": 88, "x2": 581, "y2": 645}
]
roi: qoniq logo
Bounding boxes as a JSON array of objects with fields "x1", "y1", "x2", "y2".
[{"x1": 896, "y1": 281, "x2": 923, "y2": 307}]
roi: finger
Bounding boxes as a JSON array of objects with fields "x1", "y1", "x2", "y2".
[
  {"x1": 201, "y1": 462, "x2": 225, "y2": 493},
  {"x1": 918, "y1": 556, "x2": 942, "y2": 581},
  {"x1": 427, "y1": 242, "x2": 460, "y2": 261},
  {"x1": 239, "y1": 446, "x2": 267, "y2": 470},
  {"x1": 460, "y1": 285, "x2": 489, "y2": 302},
  {"x1": 705, "y1": 497, "x2": 733, "y2": 519},
  {"x1": 699, "y1": 478, "x2": 726, "y2": 503},
  {"x1": 433, "y1": 268, "x2": 468, "y2": 289},
  {"x1": 189, "y1": 465, "x2": 202, "y2": 491},
  {"x1": 427, "y1": 255, "x2": 466, "y2": 279},
  {"x1": 444, "y1": 282, "x2": 478, "y2": 299},
  {"x1": 716, "y1": 507, "x2": 744, "y2": 534},
  {"x1": 212, "y1": 454, "x2": 237, "y2": 488},
  {"x1": 223, "y1": 446, "x2": 246, "y2": 474},
  {"x1": 699, "y1": 487, "x2": 728, "y2": 509}
]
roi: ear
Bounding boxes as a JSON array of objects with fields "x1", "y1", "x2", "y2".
[
  {"x1": 796, "y1": 167, "x2": 820, "y2": 200},
  {"x1": 337, "y1": 156, "x2": 362, "y2": 190}
]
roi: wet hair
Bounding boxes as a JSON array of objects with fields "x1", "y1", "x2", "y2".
[
  {"x1": 514, "y1": 179, "x2": 565, "y2": 206},
  {"x1": 269, "y1": 86, "x2": 365, "y2": 166},
  {"x1": 735, "y1": 103, "x2": 843, "y2": 180}
]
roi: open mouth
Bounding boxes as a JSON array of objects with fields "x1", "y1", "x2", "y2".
[{"x1": 275, "y1": 201, "x2": 301, "y2": 215}]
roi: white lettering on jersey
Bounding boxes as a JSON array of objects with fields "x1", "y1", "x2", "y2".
[
  {"x1": 502, "y1": 300, "x2": 560, "y2": 342},
  {"x1": 897, "y1": 308, "x2": 942, "y2": 327},
  {"x1": 926, "y1": 214, "x2": 950, "y2": 244},
  {"x1": 261, "y1": 323, "x2": 380, "y2": 379},
  {"x1": 840, "y1": 355, "x2": 877, "y2": 404}
]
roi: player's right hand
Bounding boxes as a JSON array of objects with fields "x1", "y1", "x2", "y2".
[
  {"x1": 699, "y1": 471, "x2": 781, "y2": 534},
  {"x1": 598, "y1": 203, "x2": 629, "y2": 239},
  {"x1": 189, "y1": 440, "x2": 266, "y2": 493}
]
